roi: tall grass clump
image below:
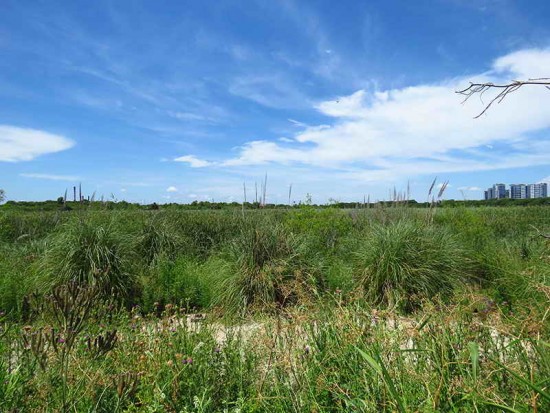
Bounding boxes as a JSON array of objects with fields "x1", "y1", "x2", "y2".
[
  {"x1": 173, "y1": 211, "x2": 242, "y2": 259},
  {"x1": 37, "y1": 215, "x2": 134, "y2": 299},
  {"x1": 136, "y1": 215, "x2": 182, "y2": 265},
  {"x1": 356, "y1": 220, "x2": 469, "y2": 311},
  {"x1": 217, "y1": 221, "x2": 320, "y2": 314}
]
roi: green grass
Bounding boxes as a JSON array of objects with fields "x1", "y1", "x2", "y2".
[
  {"x1": 354, "y1": 220, "x2": 470, "y2": 311},
  {"x1": 36, "y1": 214, "x2": 135, "y2": 299},
  {"x1": 0, "y1": 205, "x2": 548, "y2": 411}
]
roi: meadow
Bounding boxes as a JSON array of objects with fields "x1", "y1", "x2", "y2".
[{"x1": 0, "y1": 204, "x2": 548, "y2": 412}]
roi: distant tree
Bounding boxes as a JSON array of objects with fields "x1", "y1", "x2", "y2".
[
  {"x1": 457, "y1": 78, "x2": 550, "y2": 118},
  {"x1": 57, "y1": 196, "x2": 65, "y2": 205},
  {"x1": 0, "y1": 189, "x2": 5, "y2": 203}
]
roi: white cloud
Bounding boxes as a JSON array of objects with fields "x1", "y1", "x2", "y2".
[
  {"x1": 166, "y1": 186, "x2": 178, "y2": 192},
  {"x1": 288, "y1": 118, "x2": 307, "y2": 127},
  {"x1": 458, "y1": 186, "x2": 482, "y2": 191},
  {"x1": 20, "y1": 173, "x2": 79, "y2": 181},
  {"x1": 174, "y1": 155, "x2": 212, "y2": 168},
  {"x1": 0, "y1": 125, "x2": 74, "y2": 162},
  {"x1": 212, "y1": 48, "x2": 550, "y2": 181}
]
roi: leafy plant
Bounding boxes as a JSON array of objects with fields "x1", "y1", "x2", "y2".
[
  {"x1": 37, "y1": 215, "x2": 134, "y2": 298},
  {"x1": 355, "y1": 220, "x2": 469, "y2": 311},
  {"x1": 216, "y1": 221, "x2": 319, "y2": 314}
]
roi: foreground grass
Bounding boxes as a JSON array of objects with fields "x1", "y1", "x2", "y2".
[{"x1": 1, "y1": 298, "x2": 548, "y2": 412}]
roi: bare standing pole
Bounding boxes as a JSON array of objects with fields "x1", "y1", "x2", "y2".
[
  {"x1": 262, "y1": 173, "x2": 267, "y2": 206},
  {"x1": 242, "y1": 182, "x2": 247, "y2": 218},
  {"x1": 288, "y1": 183, "x2": 292, "y2": 207}
]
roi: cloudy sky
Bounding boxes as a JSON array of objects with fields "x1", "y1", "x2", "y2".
[{"x1": 1, "y1": 0, "x2": 549, "y2": 203}]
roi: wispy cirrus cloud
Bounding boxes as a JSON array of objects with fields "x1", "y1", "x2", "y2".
[
  {"x1": 0, "y1": 125, "x2": 74, "y2": 162},
  {"x1": 173, "y1": 155, "x2": 213, "y2": 168},
  {"x1": 20, "y1": 173, "x2": 80, "y2": 181},
  {"x1": 228, "y1": 75, "x2": 312, "y2": 109}
]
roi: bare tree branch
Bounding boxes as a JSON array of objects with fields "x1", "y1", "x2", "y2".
[{"x1": 456, "y1": 78, "x2": 550, "y2": 118}]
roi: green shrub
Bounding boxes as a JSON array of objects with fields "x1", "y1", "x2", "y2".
[
  {"x1": 0, "y1": 243, "x2": 41, "y2": 317},
  {"x1": 284, "y1": 207, "x2": 354, "y2": 251},
  {"x1": 0, "y1": 211, "x2": 63, "y2": 243},
  {"x1": 140, "y1": 256, "x2": 220, "y2": 311},
  {"x1": 355, "y1": 221, "x2": 469, "y2": 311},
  {"x1": 216, "y1": 221, "x2": 320, "y2": 314},
  {"x1": 37, "y1": 215, "x2": 134, "y2": 298},
  {"x1": 171, "y1": 211, "x2": 242, "y2": 259},
  {"x1": 136, "y1": 216, "x2": 183, "y2": 265}
]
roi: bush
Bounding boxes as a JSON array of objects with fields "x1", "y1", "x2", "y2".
[
  {"x1": 140, "y1": 256, "x2": 220, "y2": 311},
  {"x1": 37, "y1": 215, "x2": 135, "y2": 299},
  {"x1": 216, "y1": 221, "x2": 320, "y2": 314},
  {"x1": 136, "y1": 216, "x2": 183, "y2": 265},
  {"x1": 355, "y1": 221, "x2": 469, "y2": 311},
  {"x1": 0, "y1": 243, "x2": 41, "y2": 317}
]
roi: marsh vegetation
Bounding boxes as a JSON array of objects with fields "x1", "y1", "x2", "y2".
[{"x1": 0, "y1": 205, "x2": 548, "y2": 411}]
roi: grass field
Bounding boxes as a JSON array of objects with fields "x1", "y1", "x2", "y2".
[{"x1": 0, "y1": 205, "x2": 549, "y2": 412}]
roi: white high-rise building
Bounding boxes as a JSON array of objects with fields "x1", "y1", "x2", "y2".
[{"x1": 526, "y1": 183, "x2": 548, "y2": 199}]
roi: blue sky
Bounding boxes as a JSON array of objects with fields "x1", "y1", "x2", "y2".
[{"x1": 0, "y1": 0, "x2": 549, "y2": 204}]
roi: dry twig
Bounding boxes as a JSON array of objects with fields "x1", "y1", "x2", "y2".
[{"x1": 456, "y1": 78, "x2": 550, "y2": 118}]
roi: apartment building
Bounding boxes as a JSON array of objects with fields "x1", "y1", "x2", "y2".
[{"x1": 484, "y1": 182, "x2": 548, "y2": 200}]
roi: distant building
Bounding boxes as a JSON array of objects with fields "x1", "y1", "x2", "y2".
[
  {"x1": 493, "y1": 183, "x2": 507, "y2": 199},
  {"x1": 484, "y1": 182, "x2": 547, "y2": 200},
  {"x1": 484, "y1": 187, "x2": 495, "y2": 200},
  {"x1": 509, "y1": 184, "x2": 527, "y2": 199},
  {"x1": 527, "y1": 183, "x2": 548, "y2": 199}
]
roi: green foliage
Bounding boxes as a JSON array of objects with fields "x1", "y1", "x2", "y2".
[
  {"x1": 0, "y1": 205, "x2": 549, "y2": 411},
  {"x1": 216, "y1": 220, "x2": 320, "y2": 314},
  {"x1": 0, "y1": 210, "x2": 63, "y2": 243},
  {"x1": 37, "y1": 215, "x2": 134, "y2": 298},
  {"x1": 141, "y1": 256, "x2": 220, "y2": 312},
  {"x1": 0, "y1": 242, "x2": 43, "y2": 317},
  {"x1": 136, "y1": 215, "x2": 183, "y2": 264},
  {"x1": 285, "y1": 207, "x2": 355, "y2": 251},
  {"x1": 355, "y1": 220, "x2": 469, "y2": 311}
]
